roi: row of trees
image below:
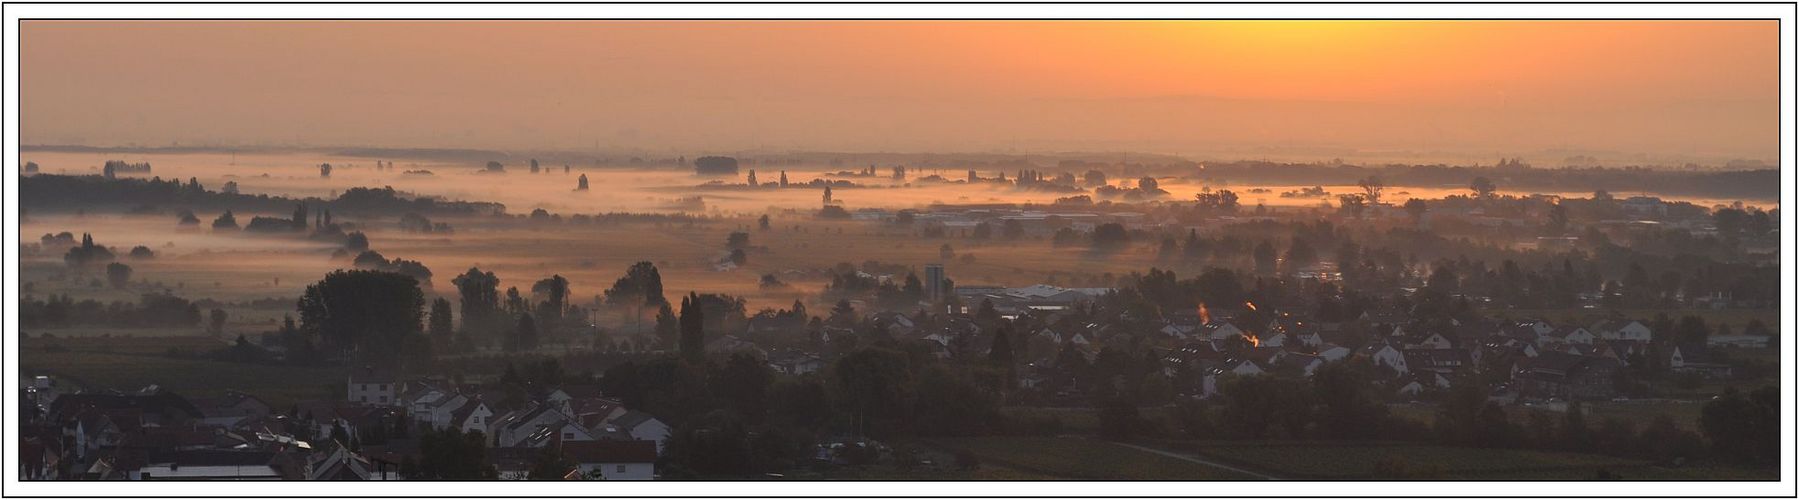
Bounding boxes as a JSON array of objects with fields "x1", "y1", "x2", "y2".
[
  {"x1": 20, "y1": 293, "x2": 204, "y2": 329},
  {"x1": 447, "y1": 267, "x2": 595, "y2": 353}
]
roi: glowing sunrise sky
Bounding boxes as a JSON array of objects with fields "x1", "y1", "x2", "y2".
[{"x1": 20, "y1": 21, "x2": 1780, "y2": 162}]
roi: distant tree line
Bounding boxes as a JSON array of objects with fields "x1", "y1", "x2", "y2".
[
  {"x1": 19, "y1": 175, "x2": 505, "y2": 216},
  {"x1": 1193, "y1": 160, "x2": 1778, "y2": 201},
  {"x1": 20, "y1": 293, "x2": 203, "y2": 329}
]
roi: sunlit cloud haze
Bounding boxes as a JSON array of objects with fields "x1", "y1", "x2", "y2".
[{"x1": 21, "y1": 20, "x2": 1779, "y2": 163}]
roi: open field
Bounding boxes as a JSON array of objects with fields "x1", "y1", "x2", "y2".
[
  {"x1": 1388, "y1": 400, "x2": 1712, "y2": 432},
  {"x1": 1161, "y1": 440, "x2": 1775, "y2": 480},
  {"x1": 18, "y1": 341, "x2": 346, "y2": 409},
  {"x1": 22, "y1": 335, "x2": 229, "y2": 355},
  {"x1": 998, "y1": 406, "x2": 1183, "y2": 435},
  {"x1": 921, "y1": 436, "x2": 1258, "y2": 480},
  {"x1": 24, "y1": 207, "x2": 1171, "y2": 320}
]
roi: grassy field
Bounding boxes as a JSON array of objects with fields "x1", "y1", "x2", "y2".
[
  {"x1": 19, "y1": 339, "x2": 346, "y2": 409},
  {"x1": 998, "y1": 406, "x2": 1183, "y2": 435},
  {"x1": 1164, "y1": 441, "x2": 1774, "y2": 480},
  {"x1": 921, "y1": 436, "x2": 1258, "y2": 480},
  {"x1": 1388, "y1": 400, "x2": 1710, "y2": 432}
]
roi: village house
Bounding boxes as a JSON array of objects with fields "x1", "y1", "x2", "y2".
[
  {"x1": 1590, "y1": 319, "x2": 1653, "y2": 343},
  {"x1": 562, "y1": 397, "x2": 628, "y2": 430},
  {"x1": 490, "y1": 404, "x2": 583, "y2": 448},
  {"x1": 309, "y1": 442, "x2": 397, "y2": 480},
  {"x1": 561, "y1": 440, "x2": 658, "y2": 480},
  {"x1": 1669, "y1": 344, "x2": 1735, "y2": 379},
  {"x1": 1539, "y1": 326, "x2": 1597, "y2": 346},
  {"x1": 1202, "y1": 320, "x2": 1246, "y2": 342},
  {"x1": 189, "y1": 391, "x2": 272, "y2": 429},
  {"x1": 1515, "y1": 352, "x2": 1620, "y2": 401},
  {"x1": 1396, "y1": 371, "x2": 1452, "y2": 398},
  {"x1": 768, "y1": 351, "x2": 827, "y2": 376},
  {"x1": 1401, "y1": 331, "x2": 1455, "y2": 350},
  {"x1": 596, "y1": 411, "x2": 671, "y2": 455},
  {"x1": 1403, "y1": 348, "x2": 1473, "y2": 375},
  {"x1": 1359, "y1": 342, "x2": 1409, "y2": 375},
  {"x1": 346, "y1": 369, "x2": 398, "y2": 406}
]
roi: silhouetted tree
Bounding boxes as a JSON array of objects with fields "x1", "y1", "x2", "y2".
[
  {"x1": 297, "y1": 269, "x2": 426, "y2": 363},
  {"x1": 453, "y1": 267, "x2": 503, "y2": 338},
  {"x1": 1404, "y1": 198, "x2": 1428, "y2": 225},
  {"x1": 105, "y1": 262, "x2": 132, "y2": 289},
  {"x1": 604, "y1": 261, "x2": 667, "y2": 307},
  {"x1": 212, "y1": 211, "x2": 239, "y2": 230},
  {"x1": 1469, "y1": 176, "x2": 1497, "y2": 198},
  {"x1": 679, "y1": 293, "x2": 706, "y2": 362},
  {"x1": 429, "y1": 298, "x2": 454, "y2": 349},
  {"x1": 1357, "y1": 175, "x2": 1385, "y2": 205},
  {"x1": 208, "y1": 308, "x2": 228, "y2": 335},
  {"x1": 507, "y1": 313, "x2": 538, "y2": 353}
]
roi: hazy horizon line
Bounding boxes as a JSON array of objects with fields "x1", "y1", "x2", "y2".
[{"x1": 20, "y1": 142, "x2": 1780, "y2": 171}]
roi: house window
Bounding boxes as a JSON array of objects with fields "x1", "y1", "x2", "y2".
[
  {"x1": 379, "y1": 396, "x2": 388, "y2": 403},
  {"x1": 380, "y1": 384, "x2": 389, "y2": 391},
  {"x1": 563, "y1": 432, "x2": 575, "y2": 440},
  {"x1": 616, "y1": 465, "x2": 627, "y2": 473}
]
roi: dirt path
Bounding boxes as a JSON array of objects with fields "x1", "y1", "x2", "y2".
[{"x1": 1102, "y1": 440, "x2": 1280, "y2": 480}]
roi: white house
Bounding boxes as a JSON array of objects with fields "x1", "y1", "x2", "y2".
[
  {"x1": 406, "y1": 388, "x2": 451, "y2": 423},
  {"x1": 420, "y1": 394, "x2": 468, "y2": 430},
  {"x1": 602, "y1": 411, "x2": 671, "y2": 455},
  {"x1": 1362, "y1": 343, "x2": 1409, "y2": 375},
  {"x1": 449, "y1": 401, "x2": 493, "y2": 434},
  {"x1": 1591, "y1": 319, "x2": 1653, "y2": 343},
  {"x1": 347, "y1": 371, "x2": 397, "y2": 406},
  {"x1": 563, "y1": 440, "x2": 657, "y2": 480}
]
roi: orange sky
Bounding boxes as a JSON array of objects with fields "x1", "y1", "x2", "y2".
[{"x1": 20, "y1": 20, "x2": 1780, "y2": 163}]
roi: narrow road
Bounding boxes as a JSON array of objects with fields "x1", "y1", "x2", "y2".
[{"x1": 1102, "y1": 440, "x2": 1280, "y2": 480}]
